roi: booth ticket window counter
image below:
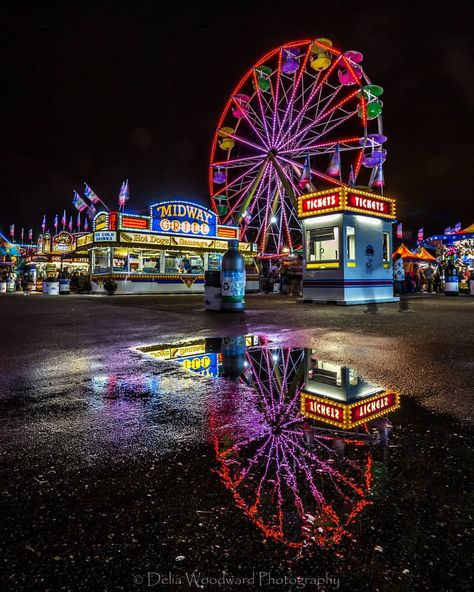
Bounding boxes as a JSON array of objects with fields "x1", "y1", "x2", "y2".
[
  {"x1": 74, "y1": 201, "x2": 258, "y2": 295},
  {"x1": 298, "y1": 187, "x2": 398, "y2": 305}
]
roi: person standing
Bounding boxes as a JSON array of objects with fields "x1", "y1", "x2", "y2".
[
  {"x1": 393, "y1": 253, "x2": 405, "y2": 295},
  {"x1": 425, "y1": 263, "x2": 434, "y2": 293}
]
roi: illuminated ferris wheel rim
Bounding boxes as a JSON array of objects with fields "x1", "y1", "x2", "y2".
[{"x1": 209, "y1": 38, "x2": 386, "y2": 254}]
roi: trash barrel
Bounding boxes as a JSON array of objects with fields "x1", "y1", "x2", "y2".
[
  {"x1": 444, "y1": 263, "x2": 459, "y2": 296},
  {"x1": 59, "y1": 278, "x2": 71, "y2": 295},
  {"x1": 204, "y1": 270, "x2": 222, "y2": 311}
]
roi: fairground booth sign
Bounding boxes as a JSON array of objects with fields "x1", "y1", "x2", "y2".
[{"x1": 71, "y1": 200, "x2": 257, "y2": 295}]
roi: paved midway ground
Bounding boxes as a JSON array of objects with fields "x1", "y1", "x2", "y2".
[
  {"x1": 0, "y1": 293, "x2": 472, "y2": 591},
  {"x1": 1, "y1": 293, "x2": 472, "y2": 421}
]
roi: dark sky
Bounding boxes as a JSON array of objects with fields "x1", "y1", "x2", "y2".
[{"x1": 1, "y1": 0, "x2": 472, "y2": 239}]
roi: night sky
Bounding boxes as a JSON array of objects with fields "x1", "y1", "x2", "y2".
[{"x1": 1, "y1": 0, "x2": 472, "y2": 240}]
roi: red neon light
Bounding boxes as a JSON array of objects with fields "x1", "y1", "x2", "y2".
[
  {"x1": 121, "y1": 216, "x2": 148, "y2": 229},
  {"x1": 109, "y1": 212, "x2": 118, "y2": 231}
]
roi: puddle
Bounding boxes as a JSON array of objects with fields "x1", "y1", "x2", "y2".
[{"x1": 135, "y1": 336, "x2": 403, "y2": 550}]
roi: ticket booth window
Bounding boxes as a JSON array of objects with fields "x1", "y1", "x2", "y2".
[
  {"x1": 346, "y1": 226, "x2": 356, "y2": 260},
  {"x1": 382, "y1": 232, "x2": 390, "y2": 262},
  {"x1": 307, "y1": 226, "x2": 340, "y2": 262}
]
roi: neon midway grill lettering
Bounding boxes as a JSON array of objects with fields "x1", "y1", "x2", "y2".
[
  {"x1": 303, "y1": 194, "x2": 339, "y2": 212},
  {"x1": 154, "y1": 204, "x2": 212, "y2": 224}
]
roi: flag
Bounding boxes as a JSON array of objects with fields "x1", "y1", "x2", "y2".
[
  {"x1": 68, "y1": 216, "x2": 73, "y2": 233},
  {"x1": 76, "y1": 212, "x2": 81, "y2": 232},
  {"x1": 118, "y1": 179, "x2": 130, "y2": 207},
  {"x1": 21, "y1": 227, "x2": 24, "y2": 243},
  {"x1": 417, "y1": 227, "x2": 424, "y2": 242},
  {"x1": 298, "y1": 154, "x2": 311, "y2": 189},
  {"x1": 84, "y1": 217, "x2": 89, "y2": 232},
  {"x1": 73, "y1": 190, "x2": 88, "y2": 212},
  {"x1": 28, "y1": 228, "x2": 33, "y2": 242},
  {"x1": 372, "y1": 162, "x2": 385, "y2": 188},
  {"x1": 54, "y1": 214, "x2": 59, "y2": 232},
  {"x1": 42, "y1": 215, "x2": 46, "y2": 234},
  {"x1": 327, "y1": 144, "x2": 341, "y2": 177},
  {"x1": 9, "y1": 224, "x2": 15, "y2": 239},
  {"x1": 87, "y1": 203, "x2": 97, "y2": 219},
  {"x1": 348, "y1": 165, "x2": 356, "y2": 187},
  {"x1": 84, "y1": 183, "x2": 100, "y2": 204},
  {"x1": 396, "y1": 222, "x2": 403, "y2": 239},
  {"x1": 61, "y1": 209, "x2": 67, "y2": 229},
  {"x1": 453, "y1": 222, "x2": 462, "y2": 232}
]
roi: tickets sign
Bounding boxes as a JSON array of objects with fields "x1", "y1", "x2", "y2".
[
  {"x1": 301, "y1": 390, "x2": 400, "y2": 428},
  {"x1": 346, "y1": 192, "x2": 395, "y2": 217},
  {"x1": 150, "y1": 201, "x2": 218, "y2": 237}
]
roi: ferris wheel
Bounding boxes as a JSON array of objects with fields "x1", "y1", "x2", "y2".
[{"x1": 209, "y1": 38, "x2": 387, "y2": 254}]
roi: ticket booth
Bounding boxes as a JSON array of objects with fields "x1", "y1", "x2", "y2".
[
  {"x1": 298, "y1": 187, "x2": 398, "y2": 305},
  {"x1": 300, "y1": 349, "x2": 400, "y2": 430}
]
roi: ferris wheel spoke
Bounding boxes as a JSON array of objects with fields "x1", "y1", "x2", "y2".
[
  {"x1": 275, "y1": 44, "x2": 313, "y2": 146},
  {"x1": 279, "y1": 136, "x2": 362, "y2": 157},
  {"x1": 252, "y1": 71, "x2": 273, "y2": 146},
  {"x1": 296, "y1": 111, "x2": 360, "y2": 151},
  {"x1": 278, "y1": 89, "x2": 360, "y2": 152},
  {"x1": 231, "y1": 97, "x2": 270, "y2": 150},
  {"x1": 213, "y1": 153, "x2": 267, "y2": 168},
  {"x1": 276, "y1": 57, "x2": 343, "y2": 149},
  {"x1": 269, "y1": 49, "x2": 283, "y2": 146},
  {"x1": 278, "y1": 155, "x2": 348, "y2": 187},
  {"x1": 212, "y1": 160, "x2": 263, "y2": 198}
]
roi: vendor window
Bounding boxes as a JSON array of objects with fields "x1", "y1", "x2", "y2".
[
  {"x1": 142, "y1": 251, "x2": 160, "y2": 273},
  {"x1": 128, "y1": 250, "x2": 141, "y2": 273},
  {"x1": 113, "y1": 248, "x2": 128, "y2": 272},
  {"x1": 165, "y1": 252, "x2": 204, "y2": 274},
  {"x1": 346, "y1": 226, "x2": 355, "y2": 260},
  {"x1": 307, "y1": 226, "x2": 340, "y2": 262},
  {"x1": 93, "y1": 248, "x2": 111, "y2": 273},
  {"x1": 382, "y1": 232, "x2": 390, "y2": 262}
]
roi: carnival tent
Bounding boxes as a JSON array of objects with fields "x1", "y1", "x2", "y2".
[
  {"x1": 416, "y1": 246, "x2": 437, "y2": 262},
  {"x1": 392, "y1": 243, "x2": 417, "y2": 260}
]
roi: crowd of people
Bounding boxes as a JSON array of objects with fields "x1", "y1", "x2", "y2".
[
  {"x1": 393, "y1": 254, "x2": 473, "y2": 295},
  {"x1": 260, "y1": 256, "x2": 304, "y2": 296}
]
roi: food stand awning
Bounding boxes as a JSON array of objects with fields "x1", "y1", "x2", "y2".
[
  {"x1": 416, "y1": 246, "x2": 437, "y2": 262},
  {"x1": 392, "y1": 243, "x2": 417, "y2": 260}
]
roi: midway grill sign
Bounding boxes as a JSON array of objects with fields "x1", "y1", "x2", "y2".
[
  {"x1": 150, "y1": 201, "x2": 218, "y2": 237},
  {"x1": 301, "y1": 390, "x2": 400, "y2": 429}
]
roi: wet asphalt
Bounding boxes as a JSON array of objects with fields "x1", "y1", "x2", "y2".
[{"x1": 0, "y1": 293, "x2": 472, "y2": 592}]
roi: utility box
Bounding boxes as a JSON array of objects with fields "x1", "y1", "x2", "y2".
[{"x1": 298, "y1": 187, "x2": 399, "y2": 305}]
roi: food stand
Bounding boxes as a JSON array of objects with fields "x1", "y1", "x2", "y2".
[
  {"x1": 24, "y1": 231, "x2": 89, "y2": 292},
  {"x1": 75, "y1": 201, "x2": 258, "y2": 294},
  {"x1": 298, "y1": 187, "x2": 398, "y2": 305}
]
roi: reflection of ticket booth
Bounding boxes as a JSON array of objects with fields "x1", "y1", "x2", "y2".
[
  {"x1": 298, "y1": 187, "x2": 398, "y2": 305},
  {"x1": 300, "y1": 349, "x2": 400, "y2": 429}
]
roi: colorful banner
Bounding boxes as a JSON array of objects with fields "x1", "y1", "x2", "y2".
[
  {"x1": 84, "y1": 183, "x2": 100, "y2": 204},
  {"x1": 417, "y1": 227, "x2": 424, "y2": 242},
  {"x1": 396, "y1": 222, "x2": 403, "y2": 239},
  {"x1": 73, "y1": 190, "x2": 88, "y2": 212}
]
